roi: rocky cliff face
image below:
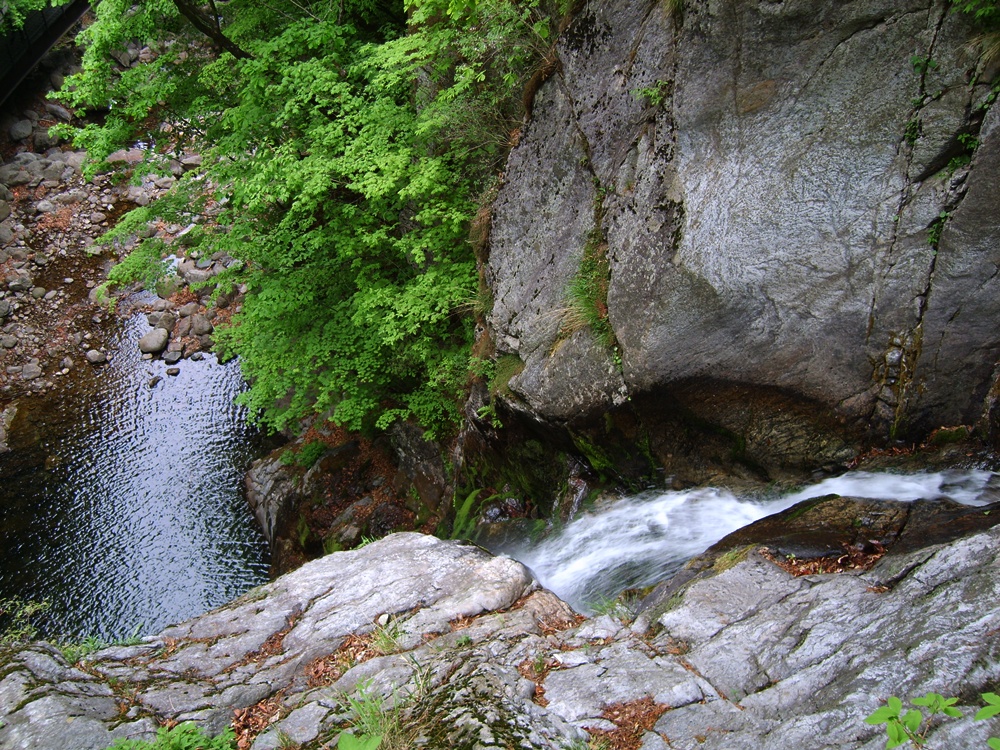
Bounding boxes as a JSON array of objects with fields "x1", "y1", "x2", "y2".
[
  {"x1": 487, "y1": 0, "x2": 1000, "y2": 442},
  {"x1": 3, "y1": 522, "x2": 1000, "y2": 749}
]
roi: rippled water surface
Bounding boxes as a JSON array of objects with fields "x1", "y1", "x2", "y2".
[{"x1": 0, "y1": 309, "x2": 271, "y2": 640}]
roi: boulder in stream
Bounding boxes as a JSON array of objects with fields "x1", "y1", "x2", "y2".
[{"x1": 138, "y1": 328, "x2": 169, "y2": 354}]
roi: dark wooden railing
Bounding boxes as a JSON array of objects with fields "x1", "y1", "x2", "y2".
[{"x1": 0, "y1": 0, "x2": 90, "y2": 107}]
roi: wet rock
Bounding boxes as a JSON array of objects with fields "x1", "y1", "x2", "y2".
[
  {"x1": 190, "y1": 314, "x2": 213, "y2": 336},
  {"x1": 21, "y1": 363, "x2": 42, "y2": 380},
  {"x1": 105, "y1": 148, "x2": 145, "y2": 165},
  {"x1": 154, "y1": 312, "x2": 177, "y2": 333},
  {"x1": 85, "y1": 350, "x2": 108, "y2": 364},
  {"x1": 245, "y1": 449, "x2": 301, "y2": 549},
  {"x1": 45, "y1": 102, "x2": 73, "y2": 122},
  {"x1": 6, "y1": 272, "x2": 33, "y2": 292},
  {"x1": 3, "y1": 528, "x2": 1000, "y2": 750},
  {"x1": 9, "y1": 119, "x2": 33, "y2": 141},
  {"x1": 138, "y1": 328, "x2": 169, "y2": 354},
  {"x1": 163, "y1": 350, "x2": 182, "y2": 365},
  {"x1": 166, "y1": 367, "x2": 180, "y2": 376}
]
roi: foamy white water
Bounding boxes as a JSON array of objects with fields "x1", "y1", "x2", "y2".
[{"x1": 506, "y1": 470, "x2": 996, "y2": 612}]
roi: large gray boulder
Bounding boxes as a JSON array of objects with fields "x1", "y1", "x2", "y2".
[
  {"x1": 2, "y1": 527, "x2": 1000, "y2": 749},
  {"x1": 487, "y1": 0, "x2": 1000, "y2": 440}
]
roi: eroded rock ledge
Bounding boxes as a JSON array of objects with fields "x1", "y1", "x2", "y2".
[{"x1": 2, "y1": 523, "x2": 999, "y2": 749}]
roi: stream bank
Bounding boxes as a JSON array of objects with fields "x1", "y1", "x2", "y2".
[
  {"x1": 3, "y1": 494, "x2": 999, "y2": 750},
  {"x1": 0, "y1": 66, "x2": 276, "y2": 641}
]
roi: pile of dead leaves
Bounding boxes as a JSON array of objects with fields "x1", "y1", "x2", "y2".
[
  {"x1": 232, "y1": 693, "x2": 285, "y2": 750},
  {"x1": 760, "y1": 540, "x2": 887, "y2": 577},
  {"x1": 586, "y1": 696, "x2": 669, "y2": 750}
]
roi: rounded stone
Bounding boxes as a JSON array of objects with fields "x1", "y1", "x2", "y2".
[
  {"x1": 86, "y1": 349, "x2": 108, "y2": 364},
  {"x1": 138, "y1": 327, "x2": 169, "y2": 354},
  {"x1": 9, "y1": 120, "x2": 33, "y2": 141}
]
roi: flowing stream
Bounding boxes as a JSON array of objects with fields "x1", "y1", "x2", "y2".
[
  {"x1": 509, "y1": 469, "x2": 997, "y2": 612},
  {"x1": 0, "y1": 304, "x2": 272, "y2": 641}
]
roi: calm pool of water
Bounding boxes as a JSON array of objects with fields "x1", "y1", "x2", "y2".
[{"x1": 0, "y1": 305, "x2": 272, "y2": 641}]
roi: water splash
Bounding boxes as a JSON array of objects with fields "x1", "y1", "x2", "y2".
[{"x1": 507, "y1": 470, "x2": 996, "y2": 612}]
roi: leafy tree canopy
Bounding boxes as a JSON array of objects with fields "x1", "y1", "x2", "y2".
[{"x1": 37, "y1": 0, "x2": 561, "y2": 437}]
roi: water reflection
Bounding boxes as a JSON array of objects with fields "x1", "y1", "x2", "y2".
[{"x1": 0, "y1": 306, "x2": 271, "y2": 641}]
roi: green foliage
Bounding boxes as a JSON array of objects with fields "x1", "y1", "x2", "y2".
[
  {"x1": 338, "y1": 732, "x2": 383, "y2": 750},
  {"x1": 293, "y1": 440, "x2": 328, "y2": 468},
  {"x1": 339, "y1": 681, "x2": 420, "y2": 750},
  {"x1": 927, "y1": 211, "x2": 951, "y2": 247},
  {"x1": 904, "y1": 118, "x2": 921, "y2": 146},
  {"x1": 106, "y1": 722, "x2": 235, "y2": 750},
  {"x1": 562, "y1": 233, "x2": 616, "y2": 351},
  {"x1": 952, "y1": 0, "x2": 1000, "y2": 25},
  {"x1": 488, "y1": 354, "x2": 525, "y2": 398},
  {"x1": 0, "y1": 0, "x2": 77, "y2": 33},
  {"x1": 977, "y1": 693, "x2": 1000, "y2": 721},
  {"x1": 451, "y1": 488, "x2": 483, "y2": 539},
  {"x1": 0, "y1": 597, "x2": 50, "y2": 647},
  {"x1": 60, "y1": 635, "x2": 106, "y2": 664},
  {"x1": 911, "y1": 55, "x2": 939, "y2": 75},
  {"x1": 57, "y1": 0, "x2": 558, "y2": 438},
  {"x1": 866, "y1": 693, "x2": 1000, "y2": 749},
  {"x1": 105, "y1": 239, "x2": 174, "y2": 292},
  {"x1": 634, "y1": 80, "x2": 670, "y2": 108}
]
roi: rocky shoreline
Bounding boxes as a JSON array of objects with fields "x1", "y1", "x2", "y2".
[
  {"x1": 0, "y1": 83, "x2": 248, "y2": 455},
  {"x1": 3, "y1": 490, "x2": 999, "y2": 750}
]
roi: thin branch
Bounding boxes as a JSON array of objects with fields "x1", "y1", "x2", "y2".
[{"x1": 171, "y1": 0, "x2": 251, "y2": 59}]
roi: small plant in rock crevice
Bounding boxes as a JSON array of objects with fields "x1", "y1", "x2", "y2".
[{"x1": 865, "y1": 692, "x2": 1000, "y2": 748}]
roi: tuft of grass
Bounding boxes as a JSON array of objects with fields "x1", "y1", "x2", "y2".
[
  {"x1": 107, "y1": 722, "x2": 235, "y2": 749},
  {"x1": 489, "y1": 354, "x2": 525, "y2": 398},
  {"x1": 560, "y1": 233, "x2": 618, "y2": 354},
  {"x1": 339, "y1": 680, "x2": 427, "y2": 750},
  {"x1": 371, "y1": 621, "x2": 402, "y2": 656}
]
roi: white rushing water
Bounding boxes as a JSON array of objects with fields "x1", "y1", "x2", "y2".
[{"x1": 508, "y1": 469, "x2": 996, "y2": 612}]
